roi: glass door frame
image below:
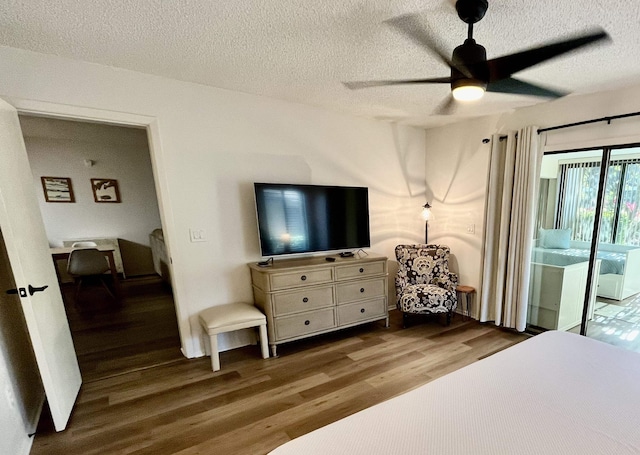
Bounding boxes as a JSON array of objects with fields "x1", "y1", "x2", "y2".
[
  {"x1": 543, "y1": 142, "x2": 640, "y2": 336},
  {"x1": 578, "y1": 148, "x2": 610, "y2": 335}
]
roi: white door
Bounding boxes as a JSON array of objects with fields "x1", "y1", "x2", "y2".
[{"x1": 0, "y1": 98, "x2": 81, "y2": 431}]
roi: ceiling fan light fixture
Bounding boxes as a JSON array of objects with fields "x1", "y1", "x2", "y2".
[
  {"x1": 343, "y1": 4, "x2": 611, "y2": 114},
  {"x1": 452, "y1": 84, "x2": 485, "y2": 101}
]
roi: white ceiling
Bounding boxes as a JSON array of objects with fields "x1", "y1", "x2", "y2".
[{"x1": 1, "y1": 0, "x2": 639, "y2": 128}]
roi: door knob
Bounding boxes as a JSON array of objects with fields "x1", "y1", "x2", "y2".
[
  {"x1": 6, "y1": 285, "x2": 48, "y2": 297},
  {"x1": 29, "y1": 284, "x2": 48, "y2": 296}
]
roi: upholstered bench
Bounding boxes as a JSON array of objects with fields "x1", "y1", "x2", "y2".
[{"x1": 199, "y1": 302, "x2": 269, "y2": 372}]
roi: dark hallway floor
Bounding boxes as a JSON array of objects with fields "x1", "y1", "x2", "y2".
[{"x1": 62, "y1": 274, "x2": 182, "y2": 382}]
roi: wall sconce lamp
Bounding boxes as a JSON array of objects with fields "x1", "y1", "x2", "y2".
[{"x1": 421, "y1": 202, "x2": 432, "y2": 244}]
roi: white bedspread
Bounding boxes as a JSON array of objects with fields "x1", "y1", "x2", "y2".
[{"x1": 268, "y1": 331, "x2": 640, "y2": 454}]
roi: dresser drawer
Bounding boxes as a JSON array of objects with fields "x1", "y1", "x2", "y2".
[
  {"x1": 273, "y1": 286, "x2": 334, "y2": 316},
  {"x1": 335, "y1": 261, "x2": 385, "y2": 281},
  {"x1": 270, "y1": 268, "x2": 333, "y2": 290},
  {"x1": 337, "y1": 298, "x2": 386, "y2": 325},
  {"x1": 336, "y1": 278, "x2": 386, "y2": 304},
  {"x1": 275, "y1": 308, "x2": 336, "y2": 340}
]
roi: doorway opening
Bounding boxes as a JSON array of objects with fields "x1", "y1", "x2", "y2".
[{"x1": 19, "y1": 114, "x2": 182, "y2": 382}]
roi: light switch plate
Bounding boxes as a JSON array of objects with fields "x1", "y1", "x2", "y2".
[{"x1": 189, "y1": 228, "x2": 206, "y2": 242}]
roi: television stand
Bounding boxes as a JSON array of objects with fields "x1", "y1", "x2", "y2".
[{"x1": 249, "y1": 253, "x2": 389, "y2": 357}]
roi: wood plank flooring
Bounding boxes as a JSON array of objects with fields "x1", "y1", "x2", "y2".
[
  {"x1": 32, "y1": 283, "x2": 529, "y2": 455},
  {"x1": 62, "y1": 275, "x2": 182, "y2": 382}
]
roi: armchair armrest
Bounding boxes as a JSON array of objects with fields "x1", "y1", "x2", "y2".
[{"x1": 432, "y1": 271, "x2": 458, "y2": 291}]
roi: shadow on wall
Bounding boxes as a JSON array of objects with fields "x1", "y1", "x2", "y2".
[{"x1": 391, "y1": 122, "x2": 427, "y2": 200}]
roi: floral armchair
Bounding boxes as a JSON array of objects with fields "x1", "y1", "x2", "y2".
[{"x1": 395, "y1": 244, "x2": 458, "y2": 326}]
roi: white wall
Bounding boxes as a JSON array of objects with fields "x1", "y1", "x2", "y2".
[
  {"x1": 0, "y1": 46, "x2": 427, "y2": 357},
  {"x1": 424, "y1": 114, "x2": 501, "y2": 296},
  {"x1": 21, "y1": 116, "x2": 162, "y2": 276},
  {"x1": 424, "y1": 84, "x2": 640, "y2": 318}
]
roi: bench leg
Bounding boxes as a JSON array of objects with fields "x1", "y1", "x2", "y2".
[
  {"x1": 210, "y1": 334, "x2": 220, "y2": 372},
  {"x1": 258, "y1": 324, "x2": 269, "y2": 359}
]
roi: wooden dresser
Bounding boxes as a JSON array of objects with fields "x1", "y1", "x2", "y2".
[{"x1": 249, "y1": 253, "x2": 388, "y2": 357}]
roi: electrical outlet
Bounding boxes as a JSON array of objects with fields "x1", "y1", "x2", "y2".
[
  {"x1": 466, "y1": 224, "x2": 475, "y2": 234},
  {"x1": 189, "y1": 228, "x2": 206, "y2": 242}
]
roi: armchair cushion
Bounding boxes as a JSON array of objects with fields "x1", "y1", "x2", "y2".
[
  {"x1": 395, "y1": 244, "x2": 458, "y2": 316},
  {"x1": 397, "y1": 284, "x2": 457, "y2": 314}
]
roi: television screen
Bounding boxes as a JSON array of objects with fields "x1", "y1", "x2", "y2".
[{"x1": 254, "y1": 183, "x2": 370, "y2": 257}]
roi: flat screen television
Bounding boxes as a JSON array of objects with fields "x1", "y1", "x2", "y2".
[{"x1": 254, "y1": 183, "x2": 370, "y2": 257}]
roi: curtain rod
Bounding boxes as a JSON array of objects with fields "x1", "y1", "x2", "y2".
[
  {"x1": 481, "y1": 111, "x2": 640, "y2": 143},
  {"x1": 537, "y1": 111, "x2": 640, "y2": 134},
  {"x1": 482, "y1": 135, "x2": 512, "y2": 143}
]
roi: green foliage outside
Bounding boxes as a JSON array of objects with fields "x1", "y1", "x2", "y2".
[{"x1": 563, "y1": 162, "x2": 640, "y2": 247}]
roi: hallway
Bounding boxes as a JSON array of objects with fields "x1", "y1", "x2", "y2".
[{"x1": 62, "y1": 274, "x2": 181, "y2": 382}]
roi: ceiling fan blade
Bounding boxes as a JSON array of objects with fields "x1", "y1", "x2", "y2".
[
  {"x1": 487, "y1": 28, "x2": 610, "y2": 81},
  {"x1": 343, "y1": 77, "x2": 451, "y2": 90},
  {"x1": 487, "y1": 77, "x2": 568, "y2": 98},
  {"x1": 433, "y1": 94, "x2": 456, "y2": 115},
  {"x1": 384, "y1": 14, "x2": 472, "y2": 78}
]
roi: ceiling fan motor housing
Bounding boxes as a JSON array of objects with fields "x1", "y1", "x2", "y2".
[
  {"x1": 342, "y1": 0, "x2": 608, "y2": 106},
  {"x1": 451, "y1": 39, "x2": 488, "y2": 91},
  {"x1": 455, "y1": 0, "x2": 489, "y2": 24}
]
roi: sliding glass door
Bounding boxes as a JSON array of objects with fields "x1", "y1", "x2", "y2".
[
  {"x1": 528, "y1": 144, "x2": 640, "y2": 352},
  {"x1": 582, "y1": 148, "x2": 640, "y2": 350},
  {"x1": 528, "y1": 149, "x2": 604, "y2": 334}
]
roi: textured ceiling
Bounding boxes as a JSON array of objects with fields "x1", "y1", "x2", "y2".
[{"x1": 1, "y1": 0, "x2": 639, "y2": 128}]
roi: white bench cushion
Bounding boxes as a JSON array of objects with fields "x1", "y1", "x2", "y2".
[{"x1": 199, "y1": 302, "x2": 265, "y2": 332}]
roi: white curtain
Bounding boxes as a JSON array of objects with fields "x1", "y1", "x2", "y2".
[{"x1": 480, "y1": 126, "x2": 543, "y2": 331}]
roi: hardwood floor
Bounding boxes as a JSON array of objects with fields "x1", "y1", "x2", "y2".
[
  {"x1": 32, "y1": 288, "x2": 529, "y2": 455},
  {"x1": 62, "y1": 275, "x2": 182, "y2": 382}
]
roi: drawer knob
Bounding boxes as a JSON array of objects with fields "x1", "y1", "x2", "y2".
[
  {"x1": 304, "y1": 320, "x2": 310, "y2": 325},
  {"x1": 359, "y1": 268, "x2": 364, "y2": 273},
  {"x1": 360, "y1": 308, "x2": 365, "y2": 313},
  {"x1": 301, "y1": 275, "x2": 307, "y2": 281},
  {"x1": 360, "y1": 288, "x2": 365, "y2": 293},
  {"x1": 303, "y1": 297, "x2": 309, "y2": 303}
]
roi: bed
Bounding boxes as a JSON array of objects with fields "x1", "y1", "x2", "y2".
[
  {"x1": 531, "y1": 239, "x2": 640, "y2": 301},
  {"x1": 531, "y1": 246, "x2": 626, "y2": 274},
  {"x1": 268, "y1": 331, "x2": 640, "y2": 454}
]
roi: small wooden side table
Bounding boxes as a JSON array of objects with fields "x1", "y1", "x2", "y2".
[{"x1": 456, "y1": 285, "x2": 476, "y2": 320}]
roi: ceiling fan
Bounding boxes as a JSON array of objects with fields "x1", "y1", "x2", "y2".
[{"x1": 343, "y1": 0, "x2": 610, "y2": 114}]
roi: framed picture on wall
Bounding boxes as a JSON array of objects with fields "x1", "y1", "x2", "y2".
[
  {"x1": 41, "y1": 176, "x2": 75, "y2": 203},
  {"x1": 91, "y1": 178, "x2": 121, "y2": 203}
]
